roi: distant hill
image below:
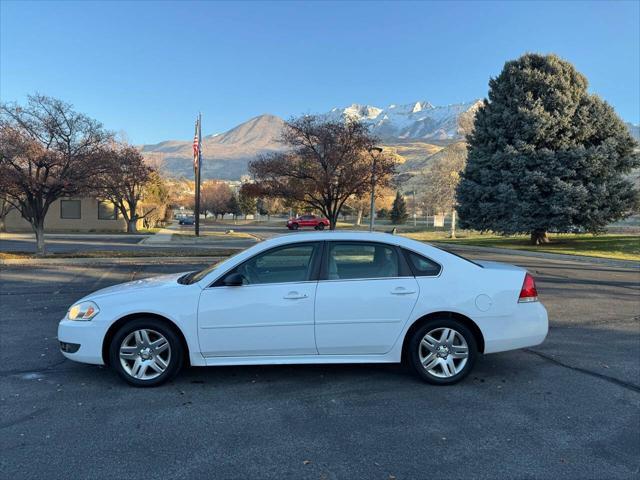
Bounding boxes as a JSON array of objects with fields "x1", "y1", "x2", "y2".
[{"x1": 141, "y1": 114, "x2": 286, "y2": 179}]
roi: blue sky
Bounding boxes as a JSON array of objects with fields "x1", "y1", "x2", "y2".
[{"x1": 1, "y1": 1, "x2": 638, "y2": 144}]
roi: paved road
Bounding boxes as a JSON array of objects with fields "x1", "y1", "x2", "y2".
[
  {"x1": 0, "y1": 233, "x2": 148, "y2": 253},
  {"x1": 0, "y1": 229, "x2": 259, "y2": 253},
  {"x1": 1, "y1": 250, "x2": 639, "y2": 479}
]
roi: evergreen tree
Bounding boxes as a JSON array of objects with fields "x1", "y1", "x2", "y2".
[
  {"x1": 390, "y1": 191, "x2": 409, "y2": 224},
  {"x1": 377, "y1": 207, "x2": 389, "y2": 219},
  {"x1": 227, "y1": 194, "x2": 242, "y2": 220},
  {"x1": 238, "y1": 189, "x2": 257, "y2": 218},
  {"x1": 456, "y1": 53, "x2": 640, "y2": 244}
]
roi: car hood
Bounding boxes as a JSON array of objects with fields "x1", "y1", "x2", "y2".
[{"x1": 80, "y1": 272, "x2": 192, "y2": 301}]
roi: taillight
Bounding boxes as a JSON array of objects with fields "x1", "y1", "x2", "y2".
[{"x1": 518, "y1": 273, "x2": 538, "y2": 303}]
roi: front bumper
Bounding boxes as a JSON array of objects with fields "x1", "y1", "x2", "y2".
[{"x1": 58, "y1": 317, "x2": 108, "y2": 365}]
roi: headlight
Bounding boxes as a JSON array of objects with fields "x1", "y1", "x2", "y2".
[{"x1": 67, "y1": 301, "x2": 100, "y2": 321}]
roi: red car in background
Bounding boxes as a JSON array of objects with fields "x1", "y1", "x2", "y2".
[{"x1": 287, "y1": 214, "x2": 330, "y2": 230}]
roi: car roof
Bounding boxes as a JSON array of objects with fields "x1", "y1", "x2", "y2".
[{"x1": 266, "y1": 230, "x2": 403, "y2": 245}]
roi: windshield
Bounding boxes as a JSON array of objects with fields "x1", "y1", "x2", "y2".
[{"x1": 179, "y1": 250, "x2": 244, "y2": 285}]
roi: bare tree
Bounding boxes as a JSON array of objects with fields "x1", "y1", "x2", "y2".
[
  {"x1": 256, "y1": 196, "x2": 282, "y2": 221},
  {"x1": 0, "y1": 94, "x2": 111, "y2": 254},
  {"x1": 421, "y1": 143, "x2": 467, "y2": 213},
  {"x1": 248, "y1": 115, "x2": 396, "y2": 229},
  {"x1": 141, "y1": 171, "x2": 171, "y2": 228},
  {"x1": 201, "y1": 180, "x2": 233, "y2": 220},
  {"x1": 98, "y1": 143, "x2": 155, "y2": 233},
  {"x1": 420, "y1": 142, "x2": 467, "y2": 237}
]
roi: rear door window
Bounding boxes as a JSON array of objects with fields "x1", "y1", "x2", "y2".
[{"x1": 327, "y1": 242, "x2": 399, "y2": 280}]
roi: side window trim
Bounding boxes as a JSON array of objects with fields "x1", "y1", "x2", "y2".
[{"x1": 210, "y1": 241, "x2": 322, "y2": 288}]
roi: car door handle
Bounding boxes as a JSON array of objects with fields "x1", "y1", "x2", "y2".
[
  {"x1": 283, "y1": 292, "x2": 308, "y2": 300},
  {"x1": 391, "y1": 287, "x2": 416, "y2": 295}
]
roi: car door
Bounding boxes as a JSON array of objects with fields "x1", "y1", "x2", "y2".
[
  {"x1": 299, "y1": 215, "x2": 312, "y2": 227},
  {"x1": 197, "y1": 242, "x2": 321, "y2": 357},
  {"x1": 314, "y1": 241, "x2": 420, "y2": 355}
]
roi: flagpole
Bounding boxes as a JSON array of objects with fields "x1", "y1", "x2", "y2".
[{"x1": 194, "y1": 113, "x2": 201, "y2": 237}]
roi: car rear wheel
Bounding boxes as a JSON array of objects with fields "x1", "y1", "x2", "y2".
[
  {"x1": 291, "y1": 223, "x2": 299, "y2": 230},
  {"x1": 408, "y1": 318, "x2": 477, "y2": 385},
  {"x1": 109, "y1": 318, "x2": 184, "y2": 387}
]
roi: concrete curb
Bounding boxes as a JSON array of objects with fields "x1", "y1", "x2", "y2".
[{"x1": 432, "y1": 242, "x2": 640, "y2": 268}]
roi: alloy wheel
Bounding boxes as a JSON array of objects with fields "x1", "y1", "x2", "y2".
[
  {"x1": 119, "y1": 329, "x2": 172, "y2": 380},
  {"x1": 418, "y1": 327, "x2": 469, "y2": 378}
]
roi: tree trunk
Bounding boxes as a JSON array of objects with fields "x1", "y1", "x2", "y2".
[
  {"x1": 329, "y1": 216, "x2": 337, "y2": 230},
  {"x1": 0, "y1": 216, "x2": 5, "y2": 233},
  {"x1": 355, "y1": 208, "x2": 363, "y2": 226},
  {"x1": 531, "y1": 229, "x2": 549, "y2": 245},
  {"x1": 34, "y1": 220, "x2": 45, "y2": 255},
  {"x1": 450, "y1": 210, "x2": 457, "y2": 239},
  {"x1": 127, "y1": 219, "x2": 138, "y2": 234}
]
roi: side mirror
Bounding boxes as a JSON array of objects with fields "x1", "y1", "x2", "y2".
[{"x1": 223, "y1": 272, "x2": 245, "y2": 286}]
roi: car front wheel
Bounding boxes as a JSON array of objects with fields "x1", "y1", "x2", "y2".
[
  {"x1": 291, "y1": 223, "x2": 299, "y2": 230},
  {"x1": 109, "y1": 318, "x2": 184, "y2": 387},
  {"x1": 408, "y1": 318, "x2": 477, "y2": 385},
  {"x1": 316, "y1": 223, "x2": 325, "y2": 230}
]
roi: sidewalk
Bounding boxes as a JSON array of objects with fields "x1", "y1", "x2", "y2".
[{"x1": 139, "y1": 226, "x2": 174, "y2": 244}]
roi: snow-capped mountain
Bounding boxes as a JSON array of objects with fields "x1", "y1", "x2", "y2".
[
  {"x1": 324, "y1": 100, "x2": 482, "y2": 141},
  {"x1": 625, "y1": 122, "x2": 640, "y2": 141},
  {"x1": 141, "y1": 99, "x2": 481, "y2": 179}
]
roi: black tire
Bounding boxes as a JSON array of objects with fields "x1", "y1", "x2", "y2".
[
  {"x1": 291, "y1": 223, "x2": 299, "y2": 230},
  {"x1": 316, "y1": 223, "x2": 325, "y2": 230},
  {"x1": 408, "y1": 318, "x2": 477, "y2": 385},
  {"x1": 109, "y1": 318, "x2": 184, "y2": 387}
]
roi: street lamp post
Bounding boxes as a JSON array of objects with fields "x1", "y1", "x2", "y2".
[{"x1": 368, "y1": 146, "x2": 383, "y2": 232}]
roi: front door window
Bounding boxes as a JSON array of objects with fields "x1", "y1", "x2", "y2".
[{"x1": 229, "y1": 243, "x2": 319, "y2": 285}]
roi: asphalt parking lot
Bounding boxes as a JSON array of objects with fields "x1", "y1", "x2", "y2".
[{"x1": 1, "y1": 250, "x2": 639, "y2": 479}]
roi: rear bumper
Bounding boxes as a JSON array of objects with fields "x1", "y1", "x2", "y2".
[
  {"x1": 483, "y1": 302, "x2": 549, "y2": 354},
  {"x1": 58, "y1": 317, "x2": 108, "y2": 365}
]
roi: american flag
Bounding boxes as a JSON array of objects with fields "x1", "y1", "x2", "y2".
[{"x1": 193, "y1": 117, "x2": 201, "y2": 170}]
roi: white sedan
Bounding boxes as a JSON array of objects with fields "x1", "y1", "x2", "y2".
[{"x1": 58, "y1": 232, "x2": 548, "y2": 387}]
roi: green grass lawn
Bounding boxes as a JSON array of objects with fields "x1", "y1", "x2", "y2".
[{"x1": 401, "y1": 231, "x2": 640, "y2": 261}]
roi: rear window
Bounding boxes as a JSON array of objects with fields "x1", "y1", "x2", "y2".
[{"x1": 402, "y1": 249, "x2": 442, "y2": 276}]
